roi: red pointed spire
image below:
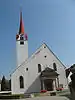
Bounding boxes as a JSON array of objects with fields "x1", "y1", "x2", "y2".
[{"x1": 19, "y1": 11, "x2": 24, "y2": 35}]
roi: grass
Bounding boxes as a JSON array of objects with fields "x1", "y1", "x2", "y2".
[
  {"x1": 0, "y1": 89, "x2": 70, "y2": 99},
  {"x1": 33, "y1": 93, "x2": 40, "y2": 97},
  {"x1": 56, "y1": 89, "x2": 71, "y2": 100},
  {"x1": 0, "y1": 94, "x2": 25, "y2": 99},
  {"x1": 56, "y1": 89, "x2": 70, "y2": 94}
]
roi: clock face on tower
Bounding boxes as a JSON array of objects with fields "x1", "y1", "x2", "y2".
[{"x1": 16, "y1": 33, "x2": 28, "y2": 41}]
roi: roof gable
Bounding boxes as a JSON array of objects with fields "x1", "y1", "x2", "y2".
[
  {"x1": 41, "y1": 67, "x2": 59, "y2": 77},
  {"x1": 11, "y1": 42, "x2": 66, "y2": 75},
  {"x1": 44, "y1": 43, "x2": 66, "y2": 68}
]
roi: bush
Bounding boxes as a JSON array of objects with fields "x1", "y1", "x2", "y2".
[
  {"x1": 1, "y1": 76, "x2": 10, "y2": 91},
  {"x1": 40, "y1": 90, "x2": 47, "y2": 93},
  {"x1": 56, "y1": 88, "x2": 63, "y2": 91}
]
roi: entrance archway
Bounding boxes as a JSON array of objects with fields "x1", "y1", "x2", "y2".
[
  {"x1": 40, "y1": 67, "x2": 59, "y2": 91},
  {"x1": 44, "y1": 79, "x2": 53, "y2": 91}
]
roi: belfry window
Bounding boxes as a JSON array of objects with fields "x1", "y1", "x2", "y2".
[
  {"x1": 19, "y1": 76, "x2": 24, "y2": 88},
  {"x1": 20, "y1": 41, "x2": 24, "y2": 45},
  {"x1": 20, "y1": 36, "x2": 24, "y2": 40},
  {"x1": 53, "y1": 63, "x2": 57, "y2": 71},
  {"x1": 38, "y1": 64, "x2": 41, "y2": 73}
]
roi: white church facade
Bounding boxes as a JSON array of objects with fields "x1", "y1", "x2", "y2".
[{"x1": 11, "y1": 12, "x2": 68, "y2": 94}]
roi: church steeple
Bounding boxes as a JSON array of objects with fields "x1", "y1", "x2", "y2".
[
  {"x1": 19, "y1": 11, "x2": 24, "y2": 35},
  {"x1": 16, "y1": 11, "x2": 28, "y2": 40},
  {"x1": 16, "y1": 11, "x2": 28, "y2": 67}
]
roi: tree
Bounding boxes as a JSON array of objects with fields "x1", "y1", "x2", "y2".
[
  {"x1": 1, "y1": 76, "x2": 10, "y2": 91},
  {"x1": 70, "y1": 64, "x2": 75, "y2": 73},
  {"x1": 1, "y1": 76, "x2": 6, "y2": 91},
  {"x1": 9, "y1": 79, "x2": 11, "y2": 91},
  {"x1": 66, "y1": 64, "x2": 75, "y2": 77}
]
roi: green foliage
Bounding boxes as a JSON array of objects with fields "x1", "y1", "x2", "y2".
[
  {"x1": 70, "y1": 64, "x2": 75, "y2": 73},
  {"x1": 9, "y1": 79, "x2": 11, "y2": 91},
  {"x1": 1, "y1": 76, "x2": 6, "y2": 91},
  {"x1": 1, "y1": 76, "x2": 10, "y2": 91},
  {"x1": 0, "y1": 94, "x2": 25, "y2": 99},
  {"x1": 33, "y1": 93, "x2": 40, "y2": 97}
]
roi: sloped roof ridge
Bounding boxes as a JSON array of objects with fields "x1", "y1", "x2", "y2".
[
  {"x1": 11, "y1": 42, "x2": 66, "y2": 75},
  {"x1": 11, "y1": 43, "x2": 45, "y2": 75},
  {"x1": 44, "y1": 43, "x2": 66, "y2": 69}
]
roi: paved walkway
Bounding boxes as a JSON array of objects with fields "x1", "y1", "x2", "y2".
[{"x1": 25, "y1": 96, "x2": 69, "y2": 100}]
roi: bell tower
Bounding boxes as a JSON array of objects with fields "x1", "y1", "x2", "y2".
[{"x1": 16, "y1": 11, "x2": 28, "y2": 67}]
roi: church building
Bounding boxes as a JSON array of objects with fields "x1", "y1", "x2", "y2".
[{"x1": 11, "y1": 12, "x2": 68, "y2": 94}]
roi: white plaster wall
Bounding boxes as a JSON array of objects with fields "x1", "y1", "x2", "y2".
[
  {"x1": 11, "y1": 65, "x2": 27, "y2": 94},
  {"x1": 16, "y1": 40, "x2": 28, "y2": 67},
  {"x1": 11, "y1": 57, "x2": 41, "y2": 94},
  {"x1": 25, "y1": 43, "x2": 67, "y2": 89},
  {"x1": 11, "y1": 43, "x2": 67, "y2": 94},
  {"x1": 37, "y1": 44, "x2": 67, "y2": 89}
]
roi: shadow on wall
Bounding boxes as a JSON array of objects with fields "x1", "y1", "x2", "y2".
[{"x1": 25, "y1": 75, "x2": 41, "y2": 93}]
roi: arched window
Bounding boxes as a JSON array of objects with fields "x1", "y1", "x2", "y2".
[
  {"x1": 38, "y1": 64, "x2": 41, "y2": 73},
  {"x1": 53, "y1": 63, "x2": 57, "y2": 71},
  {"x1": 19, "y1": 76, "x2": 24, "y2": 88}
]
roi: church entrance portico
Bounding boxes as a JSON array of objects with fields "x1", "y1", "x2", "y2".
[
  {"x1": 44, "y1": 79, "x2": 53, "y2": 91},
  {"x1": 40, "y1": 67, "x2": 59, "y2": 91},
  {"x1": 40, "y1": 77, "x2": 57, "y2": 91}
]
